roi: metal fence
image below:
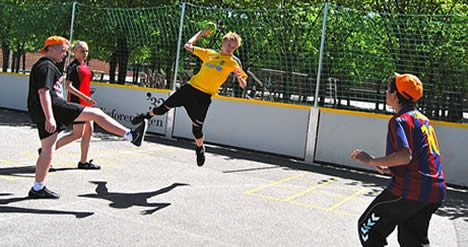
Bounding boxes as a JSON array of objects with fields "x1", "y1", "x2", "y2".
[{"x1": 0, "y1": 2, "x2": 466, "y2": 122}]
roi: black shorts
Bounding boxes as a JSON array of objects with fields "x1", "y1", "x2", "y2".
[
  {"x1": 164, "y1": 84, "x2": 211, "y2": 125},
  {"x1": 32, "y1": 101, "x2": 85, "y2": 140}
]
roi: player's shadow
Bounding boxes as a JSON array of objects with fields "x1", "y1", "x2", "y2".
[
  {"x1": 0, "y1": 108, "x2": 33, "y2": 127},
  {"x1": 78, "y1": 181, "x2": 189, "y2": 215},
  {"x1": 0, "y1": 193, "x2": 94, "y2": 218},
  {"x1": 0, "y1": 166, "x2": 76, "y2": 178},
  {"x1": 0, "y1": 166, "x2": 36, "y2": 178},
  {"x1": 435, "y1": 189, "x2": 468, "y2": 222}
]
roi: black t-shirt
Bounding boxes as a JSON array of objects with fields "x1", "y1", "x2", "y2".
[
  {"x1": 27, "y1": 57, "x2": 65, "y2": 122},
  {"x1": 66, "y1": 59, "x2": 80, "y2": 104}
]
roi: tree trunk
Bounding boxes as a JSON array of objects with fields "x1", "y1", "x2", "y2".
[
  {"x1": 117, "y1": 38, "x2": 129, "y2": 84},
  {"x1": 109, "y1": 53, "x2": 117, "y2": 83},
  {"x1": 1, "y1": 41, "x2": 9, "y2": 72}
]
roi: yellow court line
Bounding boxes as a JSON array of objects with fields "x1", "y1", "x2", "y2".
[
  {"x1": 0, "y1": 159, "x2": 25, "y2": 166},
  {"x1": 287, "y1": 200, "x2": 330, "y2": 211},
  {"x1": 275, "y1": 184, "x2": 310, "y2": 192},
  {"x1": 327, "y1": 187, "x2": 369, "y2": 211},
  {"x1": 288, "y1": 200, "x2": 359, "y2": 217},
  {"x1": 332, "y1": 209, "x2": 360, "y2": 217},
  {"x1": 244, "y1": 174, "x2": 367, "y2": 217},
  {"x1": 0, "y1": 145, "x2": 177, "y2": 181},
  {"x1": 247, "y1": 193, "x2": 287, "y2": 202},
  {"x1": 282, "y1": 178, "x2": 337, "y2": 202},
  {"x1": 0, "y1": 175, "x2": 21, "y2": 181},
  {"x1": 306, "y1": 190, "x2": 353, "y2": 199},
  {"x1": 82, "y1": 159, "x2": 120, "y2": 168},
  {"x1": 244, "y1": 172, "x2": 306, "y2": 194}
]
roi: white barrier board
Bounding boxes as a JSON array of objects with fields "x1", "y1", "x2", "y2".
[{"x1": 173, "y1": 97, "x2": 311, "y2": 159}]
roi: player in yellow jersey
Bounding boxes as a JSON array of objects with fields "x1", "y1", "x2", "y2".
[{"x1": 132, "y1": 28, "x2": 247, "y2": 166}]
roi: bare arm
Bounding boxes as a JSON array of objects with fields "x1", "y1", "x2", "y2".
[
  {"x1": 38, "y1": 88, "x2": 56, "y2": 133},
  {"x1": 64, "y1": 79, "x2": 96, "y2": 106},
  {"x1": 376, "y1": 166, "x2": 392, "y2": 175},
  {"x1": 233, "y1": 68, "x2": 246, "y2": 89},
  {"x1": 184, "y1": 29, "x2": 212, "y2": 52},
  {"x1": 350, "y1": 148, "x2": 412, "y2": 168}
]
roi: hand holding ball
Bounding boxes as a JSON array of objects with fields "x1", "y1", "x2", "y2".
[{"x1": 201, "y1": 21, "x2": 217, "y2": 36}]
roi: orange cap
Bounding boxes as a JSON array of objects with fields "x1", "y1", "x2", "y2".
[
  {"x1": 395, "y1": 72, "x2": 423, "y2": 102},
  {"x1": 40, "y1": 36, "x2": 70, "y2": 54}
]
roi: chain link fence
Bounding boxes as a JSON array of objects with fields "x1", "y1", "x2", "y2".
[{"x1": 0, "y1": 2, "x2": 466, "y2": 122}]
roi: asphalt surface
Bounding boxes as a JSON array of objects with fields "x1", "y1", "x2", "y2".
[{"x1": 0, "y1": 108, "x2": 466, "y2": 247}]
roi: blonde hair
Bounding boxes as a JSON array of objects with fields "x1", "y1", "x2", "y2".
[
  {"x1": 222, "y1": 32, "x2": 242, "y2": 48},
  {"x1": 72, "y1": 41, "x2": 88, "y2": 51}
]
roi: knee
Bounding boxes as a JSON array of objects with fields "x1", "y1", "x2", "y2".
[
  {"x1": 85, "y1": 107, "x2": 103, "y2": 115},
  {"x1": 81, "y1": 134, "x2": 91, "y2": 142},
  {"x1": 84, "y1": 122, "x2": 94, "y2": 134},
  {"x1": 152, "y1": 105, "x2": 170, "y2": 115},
  {"x1": 82, "y1": 129, "x2": 92, "y2": 140},
  {"x1": 192, "y1": 124, "x2": 203, "y2": 139},
  {"x1": 83, "y1": 107, "x2": 106, "y2": 122}
]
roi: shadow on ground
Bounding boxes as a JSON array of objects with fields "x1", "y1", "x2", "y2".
[
  {"x1": 2, "y1": 107, "x2": 466, "y2": 222},
  {"x1": 0, "y1": 193, "x2": 94, "y2": 218},
  {"x1": 79, "y1": 181, "x2": 190, "y2": 215}
]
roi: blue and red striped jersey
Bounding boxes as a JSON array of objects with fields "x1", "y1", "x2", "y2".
[{"x1": 386, "y1": 107, "x2": 446, "y2": 204}]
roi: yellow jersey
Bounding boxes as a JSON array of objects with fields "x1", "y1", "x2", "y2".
[{"x1": 188, "y1": 47, "x2": 248, "y2": 96}]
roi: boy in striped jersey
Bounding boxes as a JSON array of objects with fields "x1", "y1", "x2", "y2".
[{"x1": 350, "y1": 73, "x2": 446, "y2": 247}]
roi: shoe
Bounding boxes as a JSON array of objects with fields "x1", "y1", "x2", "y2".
[
  {"x1": 37, "y1": 148, "x2": 55, "y2": 172},
  {"x1": 28, "y1": 186, "x2": 60, "y2": 199},
  {"x1": 131, "y1": 119, "x2": 148, "y2": 147},
  {"x1": 78, "y1": 160, "x2": 101, "y2": 170},
  {"x1": 195, "y1": 145, "x2": 206, "y2": 167},
  {"x1": 131, "y1": 112, "x2": 151, "y2": 125}
]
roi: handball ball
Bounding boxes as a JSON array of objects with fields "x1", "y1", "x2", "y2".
[{"x1": 201, "y1": 21, "x2": 217, "y2": 35}]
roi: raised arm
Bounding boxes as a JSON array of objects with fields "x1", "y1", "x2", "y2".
[{"x1": 184, "y1": 29, "x2": 212, "y2": 52}]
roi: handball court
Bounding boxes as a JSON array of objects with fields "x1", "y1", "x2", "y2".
[{"x1": 0, "y1": 108, "x2": 466, "y2": 246}]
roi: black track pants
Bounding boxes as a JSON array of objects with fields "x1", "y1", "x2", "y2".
[{"x1": 358, "y1": 190, "x2": 440, "y2": 247}]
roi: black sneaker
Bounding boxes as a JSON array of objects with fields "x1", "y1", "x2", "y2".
[
  {"x1": 131, "y1": 119, "x2": 148, "y2": 147},
  {"x1": 78, "y1": 160, "x2": 101, "y2": 170},
  {"x1": 28, "y1": 186, "x2": 60, "y2": 199},
  {"x1": 131, "y1": 112, "x2": 151, "y2": 125},
  {"x1": 195, "y1": 145, "x2": 206, "y2": 167},
  {"x1": 37, "y1": 148, "x2": 56, "y2": 172}
]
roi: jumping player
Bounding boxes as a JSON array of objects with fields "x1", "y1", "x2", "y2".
[
  {"x1": 28, "y1": 36, "x2": 148, "y2": 199},
  {"x1": 132, "y1": 28, "x2": 247, "y2": 166},
  {"x1": 350, "y1": 73, "x2": 446, "y2": 246}
]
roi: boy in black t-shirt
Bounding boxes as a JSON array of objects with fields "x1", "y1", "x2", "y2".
[{"x1": 27, "y1": 36, "x2": 148, "y2": 199}]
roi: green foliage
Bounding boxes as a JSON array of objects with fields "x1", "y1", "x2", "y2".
[
  {"x1": 0, "y1": 1, "x2": 466, "y2": 121},
  {"x1": 0, "y1": 2, "x2": 71, "y2": 52}
]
